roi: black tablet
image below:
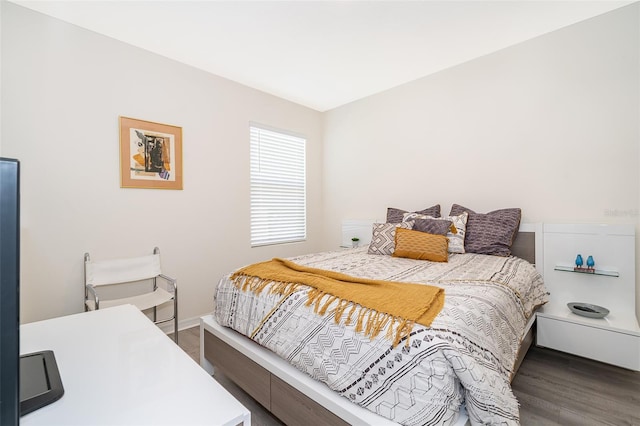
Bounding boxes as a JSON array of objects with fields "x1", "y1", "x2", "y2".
[{"x1": 20, "y1": 350, "x2": 64, "y2": 416}]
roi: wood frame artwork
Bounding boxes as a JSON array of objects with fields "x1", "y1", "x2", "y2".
[{"x1": 119, "y1": 116, "x2": 183, "y2": 190}]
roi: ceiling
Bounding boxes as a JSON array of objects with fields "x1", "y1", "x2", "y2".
[{"x1": 11, "y1": 1, "x2": 633, "y2": 111}]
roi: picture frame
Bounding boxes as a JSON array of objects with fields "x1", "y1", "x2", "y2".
[{"x1": 119, "y1": 116, "x2": 183, "y2": 190}]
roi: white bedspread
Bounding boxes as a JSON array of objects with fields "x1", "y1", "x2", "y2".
[{"x1": 214, "y1": 249, "x2": 547, "y2": 425}]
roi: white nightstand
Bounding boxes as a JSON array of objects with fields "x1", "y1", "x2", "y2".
[
  {"x1": 536, "y1": 224, "x2": 640, "y2": 371},
  {"x1": 341, "y1": 219, "x2": 374, "y2": 248}
]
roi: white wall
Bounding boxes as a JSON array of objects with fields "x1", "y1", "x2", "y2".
[
  {"x1": 1, "y1": 3, "x2": 324, "y2": 325},
  {"x1": 4, "y1": 2, "x2": 640, "y2": 325},
  {"x1": 323, "y1": 4, "x2": 640, "y2": 316}
]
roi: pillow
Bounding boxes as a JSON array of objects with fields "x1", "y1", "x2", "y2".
[
  {"x1": 367, "y1": 221, "x2": 414, "y2": 256},
  {"x1": 413, "y1": 218, "x2": 452, "y2": 236},
  {"x1": 403, "y1": 211, "x2": 468, "y2": 254},
  {"x1": 386, "y1": 205, "x2": 440, "y2": 223},
  {"x1": 449, "y1": 204, "x2": 521, "y2": 256},
  {"x1": 393, "y1": 228, "x2": 448, "y2": 262}
]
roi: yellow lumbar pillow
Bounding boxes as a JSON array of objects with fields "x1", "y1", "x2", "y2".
[{"x1": 393, "y1": 228, "x2": 449, "y2": 262}]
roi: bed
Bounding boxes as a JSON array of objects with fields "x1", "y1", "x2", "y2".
[{"x1": 200, "y1": 221, "x2": 546, "y2": 426}]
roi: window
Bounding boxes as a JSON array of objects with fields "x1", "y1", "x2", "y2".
[{"x1": 250, "y1": 124, "x2": 306, "y2": 247}]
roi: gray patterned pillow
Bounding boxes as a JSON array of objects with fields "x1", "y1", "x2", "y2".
[
  {"x1": 449, "y1": 204, "x2": 521, "y2": 256},
  {"x1": 368, "y1": 221, "x2": 414, "y2": 256},
  {"x1": 403, "y1": 212, "x2": 468, "y2": 254},
  {"x1": 386, "y1": 205, "x2": 440, "y2": 223},
  {"x1": 413, "y1": 218, "x2": 452, "y2": 236}
]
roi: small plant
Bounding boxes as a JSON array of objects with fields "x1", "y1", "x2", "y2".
[
  {"x1": 351, "y1": 237, "x2": 360, "y2": 242},
  {"x1": 351, "y1": 237, "x2": 360, "y2": 248}
]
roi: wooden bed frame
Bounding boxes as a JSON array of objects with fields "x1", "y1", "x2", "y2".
[{"x1": 200, "y1": 224, "x2": 542, "y2": 426}]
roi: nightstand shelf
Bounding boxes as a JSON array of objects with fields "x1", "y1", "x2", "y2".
[
  {"x1": 553, "y1": 265, "x2": 619, "y2": 277},
  {"x1": 537, "y1": 224, "x2": 640, "y2": 371}
]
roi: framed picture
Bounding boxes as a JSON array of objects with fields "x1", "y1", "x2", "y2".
[{"x1": 119, "y1": 116, "x2": 183, "y2": 190}]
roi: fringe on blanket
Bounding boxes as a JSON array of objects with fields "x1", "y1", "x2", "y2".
[{"x1": 233, "y1": 274, "x2": 415, "y2": 347}]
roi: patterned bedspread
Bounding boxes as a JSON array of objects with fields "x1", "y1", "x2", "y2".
[{"x1": 214, "y1": 248, "x2": 547, "y2": 425}]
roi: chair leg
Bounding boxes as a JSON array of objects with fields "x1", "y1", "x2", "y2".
[
  {"x1": 174, "y1": 317, "x2": 178, "y2": 344},
  {"x1": 173, "y1": 291, "x2": 178, "y2": 344}
]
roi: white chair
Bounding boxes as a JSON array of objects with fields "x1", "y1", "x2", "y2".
[{"x1": 84, "y1": 247, "x2": 178, "y2": 343}]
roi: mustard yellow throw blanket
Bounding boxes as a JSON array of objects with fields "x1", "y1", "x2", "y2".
[{"x1": 230, "y1": 258, "x2": 445, "y2": 346}]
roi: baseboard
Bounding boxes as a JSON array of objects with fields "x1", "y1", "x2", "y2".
[{"x1": 157, "y1": 312, "x2": 212, "y2": 334}]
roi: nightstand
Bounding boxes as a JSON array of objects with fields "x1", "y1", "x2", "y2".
[
  {"x1": 341, "y1": 219, "x2": 374, "y2": 248},
  {"x1": 536, "y1": 224, "x2": 640, "y2": 371}
]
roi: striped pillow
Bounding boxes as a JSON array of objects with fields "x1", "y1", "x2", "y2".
[
  {"x1": 386, "y1": 205, "x2": 440, "y2": 223},
  {"x1": 449, "y1": 204, "x2": 521, "y2": 256},
  {"x1": 413, "y1": 218, "x2": 452, "y2": 236}
]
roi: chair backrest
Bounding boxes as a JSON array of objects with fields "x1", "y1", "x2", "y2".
[{"x1": 85, "y1": 253, "x2": 161, "y2": 286}]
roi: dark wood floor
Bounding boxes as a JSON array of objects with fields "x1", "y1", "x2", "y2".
[
  {"x1": 512, "y1": 345, "x2": 640, "y2": 425},
  {"x1": 175, "y1": 327, "x2": 640, "y2": 426},
  {"x1": 175, "y1": 327, "x2": 283, "y2": 426}
]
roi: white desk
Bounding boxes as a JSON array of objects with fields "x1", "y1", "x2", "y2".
[{"x1": 21, "y1": 305, "x2": 250, "y2": 425}]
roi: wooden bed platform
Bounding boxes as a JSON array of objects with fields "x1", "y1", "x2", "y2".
[{"x1": 200, "y1": 224, "x2": 541, "y2": 426}]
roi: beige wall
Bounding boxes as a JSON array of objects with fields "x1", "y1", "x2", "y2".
[
  {"x1": 323, "y1": 4, "x2": 640, "y2": 316},
  {"x1": 3, "y1": 2, "x2": 640, "y2": 325},
  {"x1": 1, "y1": 3, "x2": 324, "y2": 324}
]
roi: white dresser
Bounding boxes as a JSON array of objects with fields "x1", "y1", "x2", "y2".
[{"x1": 536, "y1": 223, "x2": 640, "y2": 371}]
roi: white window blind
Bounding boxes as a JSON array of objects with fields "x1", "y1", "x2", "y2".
[{"x1": 250, "y1": 125, "x2": 306, "y2": 247}]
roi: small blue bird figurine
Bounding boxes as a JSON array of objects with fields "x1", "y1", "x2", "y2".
[
  {"x1": 586, "y1": 255, "x2": 595, "y2": 269},
  {"x1": 575, "y1": 254, "x2": 584, "y2": 268}
]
